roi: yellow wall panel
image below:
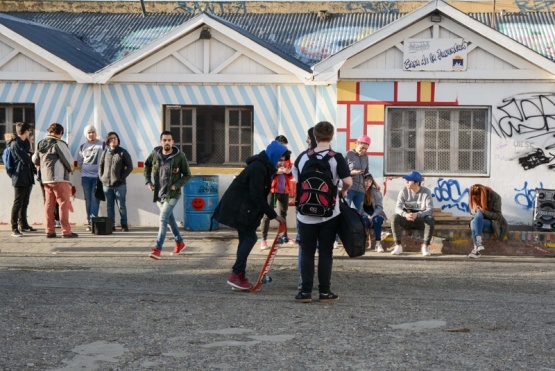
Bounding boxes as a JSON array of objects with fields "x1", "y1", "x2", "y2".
[
  {"x1": 420, "y1": 82, "x2": 432, "y2": 102},
  {"x1": 367, "y1": 104, "x2": 385, "y2": 122},
  {"x1": 337, "y1": 81, "x2": 357, "y2": 102}
]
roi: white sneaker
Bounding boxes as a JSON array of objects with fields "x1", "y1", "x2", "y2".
[
  {"x1": 375, "y1": 242, "x2": 384, "y2": 253},
  {"x1": 333, "y1": 241, "x2": 339, "y2": 249},
  {"x1": 476, "y1": 244, "x2": 484, "y2": 253},
  {"x1": 421, "y1": 244, "x2": 431, "y2": 256},
  {"x1": 260, "y1": 240, "x2": 268, "y2": 251},
  {"x1": 468, "y1": 249, "x2": 481, "y2": 259},
  {"x1": 391, "y1": 245, "x2": 403, "y2": 255}
]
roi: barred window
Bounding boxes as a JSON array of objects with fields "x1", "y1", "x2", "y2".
[
  {"x1": 164, "y1": 105, "x2": 253, "y2": 166},
  {"x1": 0, "y1": 104, "x2": 35, "y2": 163},
  {"x1": 385, "y1": 107, "x2": 490, "y2": 176}
]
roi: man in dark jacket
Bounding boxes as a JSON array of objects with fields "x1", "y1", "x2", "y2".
[
  {"x1": 144, "y1": 131, "x2": 191, "y2": 260},
  {"x1": 212, "y1": 140, "x2": 287, "y2": 290},
  {"x1": 9, "y1": 122, "x2": 36, "y2": 237}
]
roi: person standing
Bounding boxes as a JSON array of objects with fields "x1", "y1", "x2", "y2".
[
  {"x1": 144, "y1": 131, "x2": 192, "y2": 259},
  {"x1": 9, "y1": 122, "x2": 36, "y2": 237},
  {"x1": 293, "y1": 121, "x2": 352, "y2": 303},
  {"x1": 76, "y1": 124, "x2": 104, "y2": 231},
  {"x1": 362, "y1": 172, "x2": 387, "y2": 252},
  {"x1": 212, "y1": 140, "x2": 288, "y2": 290},
  {"x1": 98, "y1": 131, "x2": 133, "y2": 232},
  {"x1": 32, "y1": 123, "x2": 78, "y2": 238},
  {"x1": 468, "y1": 184, "x2": 509, "y2": 258},
  {"x1": 260, "y1": 135, "x2": 294, "y2": 249},
  {"x1": 344, "y1": 135, "x2": 370, "y2": 214},
  {"x1": 391, "y1": 171, "x2": 434, "y2": 256}
]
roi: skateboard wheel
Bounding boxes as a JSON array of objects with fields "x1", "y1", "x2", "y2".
[{"x1": 267, "y1": 276, "x2": 273, "y2": 283}]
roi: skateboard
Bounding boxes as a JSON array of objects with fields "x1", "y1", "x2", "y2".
[{"x1": 250, "y1": 223, "x2": 287, "y2": 292}]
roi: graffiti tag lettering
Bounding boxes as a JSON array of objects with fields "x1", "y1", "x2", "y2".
[
  {"x1": 518, "y1": 148, "x2": 554, "y2": 170},
  {"x1": 514, "y1": 181, "x2": 544, "y2": 210},
  {"x1": 514, "y1": 0, "x2": 555, "y2": 12},
  {"x1": 432, "y1": 178, "x2": 470, "y2": 213},
  {"x1": 175, "y1": 1, "x2": 247, "y2": 15},
  {"x1": 494, "y1": 93, "x2": 555, "y2": 169},
  {"x1": 346, "y1": 1, "x2": 400, "y2": 13}
]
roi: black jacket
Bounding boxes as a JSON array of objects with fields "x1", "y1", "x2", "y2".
[
  {"x1": 10, "y1": 137, "x2": 35, "y2": 187},
  {"x1": 212, "y1": 151, "x2": 278, "y2": 232},
  {"x1": 99, "y1": 146, "x2": 133, "y2": 187}
]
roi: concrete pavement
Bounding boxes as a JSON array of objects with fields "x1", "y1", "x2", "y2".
[{"x1": 1, "y1": 225, "x2": 552, "y2": 264}]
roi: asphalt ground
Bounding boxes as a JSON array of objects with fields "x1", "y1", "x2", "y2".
[{"x1": 1, "y1": 226, "x2": 554, "y2": 370}]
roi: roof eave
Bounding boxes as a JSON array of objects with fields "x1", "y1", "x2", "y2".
[{"x1": 0, "y1": 23, "x2": 93, "y2": 83}]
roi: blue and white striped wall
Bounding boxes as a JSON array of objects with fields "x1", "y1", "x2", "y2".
[{"x1": 0, "y1": 82, "x2": 337, "y2": 162}]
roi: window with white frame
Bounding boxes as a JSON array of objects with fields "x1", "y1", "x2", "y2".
[
  {"x1": 164, "y1": 105, "x2": 253, "y2": 166},
  {"x1": 0, "y1": 104, "x2": 35, "y2": 163},
  {"x1": 385, "y1": 107, "x2": 490, "y2": 176}
]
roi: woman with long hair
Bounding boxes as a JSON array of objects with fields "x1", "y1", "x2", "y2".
[
  {"x1": 98, "y1": 131, "x2": 133, "y2": 231},
  {"x1": 468, "y1": 184, "x2": 509, "y2": 258},
  {"x1": 362, "y1": 173, "x2": 387, "y2": 252}
]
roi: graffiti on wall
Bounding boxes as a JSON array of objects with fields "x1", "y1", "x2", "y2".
[
  {"x1": 432, "y1": 178, "x2": 470, "y2": 213},
  {"x1": 513, "y1": 0, "x2": 555, "y2": 12},
  {"x1": 345, "y1": 2, "x2": 401, "y2": 13},
  {"x1": 494, "y1": 93, "x2": 555, "y2": 170},
  {"x1": 175, "y1": 1, "x2": 247, "y2": 15},
  {"x1": 514, "y1": 181, "x2": 544, "y2": 210}
]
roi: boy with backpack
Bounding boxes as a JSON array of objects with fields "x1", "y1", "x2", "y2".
[{"x1": 293, "y1": 121, "x2": 352, "y2": 303}]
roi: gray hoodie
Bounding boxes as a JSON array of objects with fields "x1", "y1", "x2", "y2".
[
  {"x1": 32, "y1": 136, "x2": 74, "y2": 184},
  {"x1": 394, "y1": 186, "x2": 434, "y2": 218}
]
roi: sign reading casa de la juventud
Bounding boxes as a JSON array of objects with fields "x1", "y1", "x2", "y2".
[{"x1": 403, "y1": 38, "x2": 467, "y2": 71}]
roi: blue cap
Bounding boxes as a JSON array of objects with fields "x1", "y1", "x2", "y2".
[{"x1": 403, "y1": 171, "x2": 422, "y2": 183}]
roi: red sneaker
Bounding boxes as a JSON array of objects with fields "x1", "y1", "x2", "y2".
[
  {"x1": 172, "y1": 241, "x2": 186, "y2": 255},
  {"x1": 149, "y1": 248, "x2": 161, "y2": 260},
  {"x1": 227, "y1": 272, "x2": 253, "y2": 290}
]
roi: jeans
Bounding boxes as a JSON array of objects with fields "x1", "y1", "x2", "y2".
[
  {"x1": 363, "y1": 215, "x2": 385, "y2": 241},
  {"x1": 470, "y1": 212, "x2": 493, "y2": 246},
  {"x1": 232, "y1": 229, "x2": 258, "y2": 275},
  {"x1": 11, "y1": 185, "x2": 33, "y2": 230},
  {"x1": 298, "y1": 216, "x2": 340, "y2": 294},
  {"x1": 103, "y1": 184, "x2": 127, "y2": 227},
  {"x1": 261, "y1": 192, "x2": 289, "y2": 240},
  {"x1": 346, "y1": 189, "x2": 365, "y2": 214},
  {"x1": 82, "y1": 176, "x2": 100, "y2": 226},
  {"x1": 392, "y1": 214, "x2": 435, "y2": 246},
  {"x1": 155, "y1": 198, "x2": 183, "y2": 250}
]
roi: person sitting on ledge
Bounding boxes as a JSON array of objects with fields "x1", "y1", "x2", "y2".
[
  {"x1": 391, "y1": 171, "x2": 434, "y2": 256},
  {"x1": 467, "y1": 184, "x2": 509, "y2": 259}
]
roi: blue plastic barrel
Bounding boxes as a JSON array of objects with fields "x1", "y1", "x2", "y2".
[{"x1": 184, "y1": 175, "x2": 219, "y2": 231}]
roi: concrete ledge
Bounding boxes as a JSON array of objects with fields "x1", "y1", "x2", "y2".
[{"x1": 372, "y1": 227, "x2": 555, "y2": 257}]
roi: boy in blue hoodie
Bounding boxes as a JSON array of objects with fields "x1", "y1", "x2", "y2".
[{"x1": 212, "y1": 140, "x2": 287, "y2": 290}]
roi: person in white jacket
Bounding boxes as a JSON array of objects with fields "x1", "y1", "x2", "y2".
[
  {"x1": 76, "y1": 125, "x2": 104, "y2": 231},
  {"x1": 391, "y1": 171, "x2": 434, "y2": 256},
  {"x1": 33, "y1": 123, "x2": 77, "y2": 238}
]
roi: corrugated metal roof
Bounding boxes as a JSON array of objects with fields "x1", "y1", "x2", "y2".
[
  {"x1": 469, "y1": 12, "x2": 555, "y2": 60},
  {"x1": 0, "y1": 13, "x2": 109, "y2": 73},
  {"x1": 3, "y1": 11, "x2": 555, "y2": 73},
  {"x1": 5, "y1": 12, "x2": 405, "y2": 68},
  {"x1": 7, "y1": 12, "x2": 193, "y2": 62},
  {"x1": 224, "y1": 13, "x2": 404, "y2": 65}
]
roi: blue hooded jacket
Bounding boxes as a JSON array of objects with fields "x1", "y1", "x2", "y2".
[
  {"x1": 212, "y1": 140, "x2": 287, "y2": 231},
  {"x1": 265, "y1": 140, "x2": 288, "y2": 168}
]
